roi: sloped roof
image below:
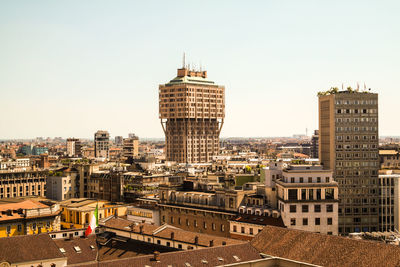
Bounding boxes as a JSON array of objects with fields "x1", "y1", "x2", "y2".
[
  {"x1": 0, "y1": 234, "x2": 65, "y2": 264},
  {"x1": 251, "y1": 225, "x2": 400, "y2": 267},
  {"x1": 70, "y1": 243, "x2": 261, "y2": 267}
]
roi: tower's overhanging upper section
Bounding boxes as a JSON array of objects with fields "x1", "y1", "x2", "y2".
[{"x1": 159, "y1": 67, "x2": 225, "y2": 120}]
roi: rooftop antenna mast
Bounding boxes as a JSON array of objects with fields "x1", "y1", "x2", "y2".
[{"x1": 182, "y1": 52, "x2": 186, "y2": 69}]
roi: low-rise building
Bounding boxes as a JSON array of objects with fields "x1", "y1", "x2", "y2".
[
  {"x1": 0, "y1": 199, "x2": 60, "y2": 237},
  {"x1": 60, "y1": 198, "x2": 128, "y2": 229}
]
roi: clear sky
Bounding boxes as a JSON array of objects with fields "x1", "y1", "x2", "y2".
[{"x1": 1, "y1": 1, "x2": 399, "y2": 139}]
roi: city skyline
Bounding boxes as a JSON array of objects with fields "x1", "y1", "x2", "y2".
[{"x1": 1, "y1": 1, "x2": 400, "y2": 139}]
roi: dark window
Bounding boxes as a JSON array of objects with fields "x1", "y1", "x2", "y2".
[
  {"x1": 326, "y1": 204, "x2": 333, "y2": 212},
  {"x1": 303, "y1": 218, "x2": 308, "y2": 225},
  {"x1": 327, "y1": 218, "x2": 333, "y2": 225},
  {"x1": 314, "y1": 205, "x2": 321, "y2": 212},
  {"x1": 315, "y1": 218, "x2": 320, "y2": 225},
  {"x1": 290, "y1": 205, "x2": 297, "y2": 213},
  {"x1": 302, "y1": 205, "x2": 309, "y2": 213},
  {"x1": 290, "y1": 218, "x2": 296, "y2": 226},
  {"x1": 288, "y1": 189, "x2": 298, "y2": 200}
]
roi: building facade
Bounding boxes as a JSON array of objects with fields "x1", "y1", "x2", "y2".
[
  {"x1": 123, "y1": 134, "x2": 139, "y2": 159},
  {"x1": 274, "y1": 165, "x2": 339, "y2": 235},
  {"x1": 0, "y1": 170, "x2": 47, "y2": 199},
  {"x1": 0, "y1": 200, "x2": 60, "y2": 238},
  {"x1": 159, "y1": 66, "x2": 225, "y2": 163},
  {"x1": 94, "y1": 130, "x2": 110, "y2": 159},
  {"x1": 319, "y1": 90, "x2": 379, "y2": 234},
  {"x1": 66, "y1": 138, "x2": 82, "y2": 157},
  {"x1": 378, "y1": 171, "x2": 400, "y2": 232}
]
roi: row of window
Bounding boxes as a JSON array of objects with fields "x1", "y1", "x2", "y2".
[
  {"x1": 285, "y1": 176, "x2": 330, "y2": 183},
  {"x1": 289, "y1": 204, "x2": 334, "y2": 213},
  {"x1": 290, "y1": 217, "x2": 333, "y2": 226},
  {"x1": 162, "y1": 216, "x2": 226, "y2": 232},
  {"x1": 336, "y1": 108, "x2": 377, "y2": 114},
  {"x1": 335, "y1": 100, "x2": 377, "y2": 105},
  {"x1": 232, "y1": 225, "x2": 262, "y2": 235}
]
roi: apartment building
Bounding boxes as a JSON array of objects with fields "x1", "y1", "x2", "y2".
[
  {"x1": 94, "y1": 130, "x2": 110, "y2": 159},
  {"x1": 378, "y1": 171, "x2": 400, "y2": 231},
  {"x1": 159, "y1": 65, "x2": 225, "y2": 163},
  {"x1": 66, "y1": 138, "x2": 82, "y2": 157},
  {"x1": 46, "y1": 168, "x2": 80, "y2": 201},
  {"x1": 0, "y1": 170, "x2": 47, "y2": 199},
  {"x1": 123, "y1": 134, "x2": 139, "y2": 159},
  {"x1": 271, "y1": 164, "x2": 339, "y2": 235},
  {"x1": 0, "y1": 158, "x2": 30, "y2": 170},
  {"x1": 158, "y1": 184, "x2": 252, "y2": 237},
  {"x1": 379, "y1": 149, "x2": 400, "y2": 169},
  {"x1": 319, "y1": 89, "x2": 379, "y2": 234}
]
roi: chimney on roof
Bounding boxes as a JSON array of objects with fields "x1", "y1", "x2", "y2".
[
  {"x1": 153, "y1": 251, "x2": 160, "y2": 262},
  {"x1": 194, "y1": 236, "x2": 199, "y2": 245},
  {"x1": 139, "y1": 225, "x2": 144, "y2": 234},
  {"x1": 171, "y1": 232, "x2": 174, "y2": 240},
  {"x1": 209, "y1": 240, "x2": 214, "y2": 247},
  {"x1": 222, "y1": 241, "x2": 226, "y2": 246},
  {"x1": 69, "y1": 233, "x2": 74, "y2": 240}
]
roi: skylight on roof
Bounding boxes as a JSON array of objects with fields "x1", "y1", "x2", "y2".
[
  {"x1": 185, "y1": 263, "x2": 192, "y2": 267},
  {"x1": 74, "y1": 246, "x2": 81, "y2": 253},
  {"x1": 59, "y1": 248, "x2": 66, "y2": 253},
  {"x1": 217, "y1": 257, "x2": 224, "y2": 261},
  {"x1": 201, "y1": 259, "x2": 208, "y2": 264},
  {"x1": 90, "y1": 245, "x2": 95, "y2": 250},
  {"x1": 233, "y1": 255, "x2": 241, "y2": 261}
]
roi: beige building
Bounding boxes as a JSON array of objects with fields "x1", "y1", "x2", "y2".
[
  {"x1": 94, "y1": 130, "x2": 110, "y2": 159},
  {"x1": 319, "y1": 89, "x2": 379, "y2": 234},
  {"x1": 378, "y1": 170, "x2": 400, "y2": 232},
  {"x1": 159, "y1": 65, "x2": 225, "y2": 163},
  {"x1": 123, "y1": 134, "x2": 139, "y2": 159},
  {"x1": 0, "y1": 170, "x2": 46, "y2": 199},
  {"x1": 273, "y1": 165, "x2": 339, "y2": 235},
  {"x1": 66, "y1": 138, "x2": 82, "y2": 157},
  {"x1": 46, "y1": 168, "x2": 79, "y2": 201}
]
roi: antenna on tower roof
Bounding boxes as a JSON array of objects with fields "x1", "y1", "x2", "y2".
[{"x1": 182, "y1": 52, "x2": 186, "y2": 69}]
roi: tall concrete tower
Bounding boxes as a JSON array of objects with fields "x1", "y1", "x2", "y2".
[
  {"x1": 159, "y1": 66, "x2": 225, "y2": 163},
  {"x1": 318, "y1": 89, "x2": 379, "y2": 234}
]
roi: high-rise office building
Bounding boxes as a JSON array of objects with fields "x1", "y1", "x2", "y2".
[
  {"x1": 318, "y1": 89, "x2": 379, "y2": 234},
  {"x1": 66, "y1": 138, "x2": 82, "y2": 157},
  {"x1": 159, "y1": 65, "x2": 225, "y2": 163},
  {"x1": 94, "y1": 130, "x2": 110, "y2": 159}
]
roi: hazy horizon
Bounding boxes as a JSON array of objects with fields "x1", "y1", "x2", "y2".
[{"x1": 1, "y1": 1, "x2": 399, "y2": 139}]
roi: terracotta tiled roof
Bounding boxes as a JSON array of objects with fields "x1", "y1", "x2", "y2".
[
  {"x1": 0, "y1": 234, "x2": 65, "y2": 264},
  {"x1": 0, "y1": 199, "x2": 47, "y2": 212},
  {"x1": 71, "y1": 243, "x2": 262, "y2": 267},
  {"x1": 251, "y1": 225, "x2": 400, "y2": 267}
]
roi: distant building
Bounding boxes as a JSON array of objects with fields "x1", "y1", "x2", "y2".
[
  {"x1": 66, "y1": 138, "x2": 82, "y2": 157},
  {"x1": 159, "y1": 65, "x2": 225, "y2": 163},
  {"x1": 20, "y1": 145, "x2": 48, "y2": 156},
  {"x1": 0, "y1": 158, "x2": 30, "y2": 170},
  {"x1": 127, "y1": 205, "x2": 160, "y2": 226},
  {"x1": 115, "y1": 136, "x2": 123, "y2": 146},
  {"x1": 123, "y1": 134, "x2": 139, "y2": 160},
  {"x1": 311, "y1": 130, "x2": 319, "y2": 159},
  {"x1": 94, "y1": 130, "x2": 110, "y2": 159}
]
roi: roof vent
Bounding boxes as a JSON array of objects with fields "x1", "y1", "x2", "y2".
[
  {"x1": 185, "y1": 263, "x2": 192, "y2": 267},
  {"x1": 201, "y1": 259, "x2": 208, "y2": 264},
  {"x1": 217, "y1": 257, "x2": 224, "y2": 261}
]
